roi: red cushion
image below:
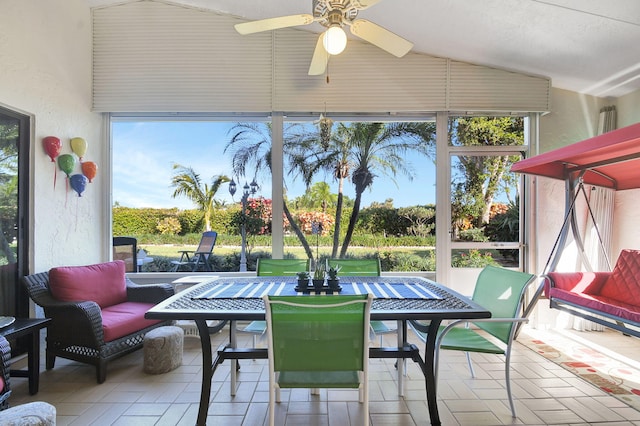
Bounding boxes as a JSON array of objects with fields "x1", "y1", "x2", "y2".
[
  {"x1": 101, "y1": 302, "x2": 161, "y2": 342},
  {"x1": 49, "y1": 261, "x2": 127, "y2": 308},
  {"x1": 0, "y1": 376, "x2": 4, "y2": 393},
  {"x1": 600, "y1": 249, "x2": 640, "y2": 304},
  {"x1": 545, "y1": 272, "x2": 610, "y2": 297},
  {"x1": 549, "y1": 287, "x2": 640, "y2": 324}
]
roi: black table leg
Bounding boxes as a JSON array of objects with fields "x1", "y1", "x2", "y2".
[
  {"x1": 28, "y1": 328, "x2": 40, "y2": 395},
  {"x1": 195, "y1": 319, "x2": 213, "y2": 426},
  {"x1": 424, "y1": 319, "x2": 442, "y2": 426}
]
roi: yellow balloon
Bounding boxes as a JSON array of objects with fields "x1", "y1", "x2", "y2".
[{"x1": 70, "y1": 137, "x2": 87, "y2": 159}]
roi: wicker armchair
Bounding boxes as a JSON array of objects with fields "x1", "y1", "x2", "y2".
[
  {"x1": 0, "y1": 335, "x2": 10, "y2": 410},
  {"x1": 0, "y1": 336, "x2": 56, "y2": 425},
  {"x1": 22, "y1": 264, "x2": 174, "y2": 384}
]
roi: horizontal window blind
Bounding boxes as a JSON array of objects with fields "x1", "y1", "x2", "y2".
[{"x1": 93, "y1": 1, "x2": 550, "y2": 113}]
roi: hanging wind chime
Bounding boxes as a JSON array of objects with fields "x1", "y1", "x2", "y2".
[{"x1": 318, "y1": 103, "x2": 333, "y2": 150}]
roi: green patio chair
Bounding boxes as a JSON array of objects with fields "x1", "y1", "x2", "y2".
[
  {"x1": 264, "y1": 294, "x2": 372, "y2": 426},
  {"x1": 409, "y1": 265, "x2": 537, "y2": 418},
  {"x1": 239, "y1": 258, "x2": 311, "y2": 346},
  {"x1": 326, "y1": 258, "x2": 395, "y2": 345},
  {"x1": 256, "y1": 258, "x2": 311, "y2": 276}
]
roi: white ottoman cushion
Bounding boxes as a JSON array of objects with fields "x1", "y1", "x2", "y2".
[{"x1": 143, "y1": 326, "x2": 184, "y2": 374}]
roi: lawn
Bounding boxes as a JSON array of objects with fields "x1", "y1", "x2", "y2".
[{"x1": 138, "y1": 243, "x2": 434, "y2": 261}]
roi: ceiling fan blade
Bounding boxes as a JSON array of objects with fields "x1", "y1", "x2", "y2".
[
  {"x1": 351, "y1": 0, "x2": 383, "y2": 10},
  {"x1": 308, "y1": 34, "x2": 329, "y2": 76},
  {"x1": 349, "y1": 19, "x2": 413, "y2": 57},
  {"x1": 235, "y1": 14, "x2": 314, "y2": 35}
]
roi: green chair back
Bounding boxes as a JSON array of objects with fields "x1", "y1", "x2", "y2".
[
  {"x1": 326, "y1": 258, "x2": 381, "y2": 276},
  {"x1": 471, "y1": 265, "x2": 535, "y2": 344},
  {"x1": 265, "y1": 294, "x2": 371, "y2": 375},
  {"x1": 256, "y1": 258, "x2": 310, "y2": 276}
]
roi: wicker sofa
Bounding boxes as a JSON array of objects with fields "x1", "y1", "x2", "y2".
[{"x1": 22, "y1": 260, "x2": 174, "y2": 383}]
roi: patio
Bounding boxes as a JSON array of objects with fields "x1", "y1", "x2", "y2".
[{"x1": 6, "y1": 316, "x2": 640, "y2": 425}]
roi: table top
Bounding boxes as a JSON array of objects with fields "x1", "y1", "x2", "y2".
[
  {"x1": 146, "y1": 276, "x2": 490, "y2": 322},
  {"x1": 0, "y1": 317, "x2": 50, "y2": 339}
]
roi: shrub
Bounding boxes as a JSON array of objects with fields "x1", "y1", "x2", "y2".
[
  {"x1": 451, "y1": 250, "x2": 498, "y2": 268},
  {"x1": 156, "y1": 217, "x2": 182, "y2": 235},
  {"x1": 177, "y1": 209, "x2": 204, "y2": 234},
  {"x1": 458, "y1": 227, "x2": 489, "y2": 242}
]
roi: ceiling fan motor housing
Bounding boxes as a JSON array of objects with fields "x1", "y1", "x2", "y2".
[{"x1": 313, "y1": 0, "x2": 360, "y2": 27}]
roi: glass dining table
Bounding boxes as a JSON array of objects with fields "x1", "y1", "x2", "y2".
[{"x1": 146, "y1": 275, "x2": 490, "y2": 426}]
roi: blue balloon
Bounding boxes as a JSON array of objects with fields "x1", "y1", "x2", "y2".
[{"x1": 70, "y1": 174, "x2": 88, "y2": 197}]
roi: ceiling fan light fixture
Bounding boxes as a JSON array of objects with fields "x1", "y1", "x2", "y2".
[{"x1": 322, "y1": 25, "x2": 347, "y2": 55}]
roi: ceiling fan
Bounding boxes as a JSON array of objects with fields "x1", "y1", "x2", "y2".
[{"x1": 234, "y1": 0, "x2": 414, "y2": 76}]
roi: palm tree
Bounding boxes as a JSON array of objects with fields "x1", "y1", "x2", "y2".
[
  {"x1": 226, "y1": 121, "x2": 435, "y2": 259},
  {"x1": 334, "y1": 122, "x2": 435, "y2": 256},
  {"x1": 170, "y1": 163, "x2": 230, "y2": 232},
  {"x1": 290, "y1": 121, "x2": 435, "y2": 257},
  {"x1": 224, "y1": 122, "x2": 318, "y2": 261},
  {"x1": 298, "y1": 182, "x2": 337, "y2": 212}
]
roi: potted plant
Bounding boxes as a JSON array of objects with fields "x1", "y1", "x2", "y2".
[
  {"x1": 327, "y1": 265, "x2": 341, "y2": 289},
  {"x1": 296, "y1": 271, "x2": 310, "y2": 289},
  {"x1": 312, "y1": 264, "x2": 325, "y2": 290}
]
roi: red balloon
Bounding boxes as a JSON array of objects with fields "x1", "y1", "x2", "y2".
[
  {"x1": 81, "y1": 161, "x2": 98, "y2": 183},
  {"x1": 43, "y1": 136, "x2": 62, "y2": 162}
]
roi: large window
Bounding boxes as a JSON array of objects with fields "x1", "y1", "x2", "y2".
[
  {"x1": 110, "y1": 115, "x2": 437, "y2": 273},
  {"x1": 446, "y1": 116, "x2": 527, "y2": 270}
]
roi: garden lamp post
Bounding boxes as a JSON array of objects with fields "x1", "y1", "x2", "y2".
[{"x1": 229, "y1": 178, "x2": 258, "y2": 272}]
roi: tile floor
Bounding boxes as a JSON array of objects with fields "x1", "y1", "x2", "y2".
[{"x1": 7, "y1": 320, "x2": 640, "y2": 426}]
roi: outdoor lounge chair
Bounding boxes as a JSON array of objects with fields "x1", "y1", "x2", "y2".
[
  {"x1": 112, "y1": 236, "x2": 137, "y2": 273},
  {"x1": 263, "y1": 294, "x2": 372, "y2": 426},
  {"x1": 170, "y1": 231, "x2": 217, "y2": 272}
]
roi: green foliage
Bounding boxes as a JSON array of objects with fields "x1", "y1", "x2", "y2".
[
  {"x1": 380, "y1": 250, "x2": 436, "y2": 272},
  {"x1": 449, "y1": 116, "x2": 524, "y2": 231},
  {"x1": 451, "y1": 250, "x2": 498, "y2": 268},
  {"x1": 210, "y1": 208, "x2": 237, "y2": 234},
  {"x1": 398, "y1": 205, "x2": 436, "y2": 237},
  {"x1": 458, "y1": 227, "x2": 489, "y2": 242},
  {"x1": 156, "y1": 217, "x2": 181, "y2": 235},
  {"x1": 177, "y1": 209, "x2": 204, "y2": 235},
  {"x1": 485, "y1": 200, "x2": 520, "y2": 261},
  {"x1": 485, "y1": 200, "x2": 519, "y2": 243},
  {"x1": 113, "y1": 207, "x2": 178, "y2": 235},
  {"x1": 355, "y1": 204, "x2": 435, "y2": 237}
]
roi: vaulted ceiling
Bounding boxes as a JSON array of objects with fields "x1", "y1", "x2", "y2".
[{"x1": 87, "y1": 0, "x2": 640, "y2": 98}]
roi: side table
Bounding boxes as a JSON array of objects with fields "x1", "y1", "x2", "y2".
[{"x1": 0, "y1": 317, "x2": 50, "y2": 395}]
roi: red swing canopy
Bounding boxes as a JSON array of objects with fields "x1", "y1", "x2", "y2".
[{"x1": 511, "y1": 122, "x2": 640, "y2": 190}]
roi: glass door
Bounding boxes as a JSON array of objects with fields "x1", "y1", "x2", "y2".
[
  {"x1": 0, "y1": 106, "x2": 30, "y2": 328},
  {"x1": 443, "y1": 116, "x2": 527, "y2": 295}
]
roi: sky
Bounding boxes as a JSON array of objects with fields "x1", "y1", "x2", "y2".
[{"x1": 112, "y1": 121, "x2": 436, "y2": 210}]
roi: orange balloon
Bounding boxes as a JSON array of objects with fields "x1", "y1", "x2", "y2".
[{"x1": 81, "y1": 161, "x2": 97, "y2": 183}]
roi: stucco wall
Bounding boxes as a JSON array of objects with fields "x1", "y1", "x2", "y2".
[
  {"x1": 0, "y1": 0, "x2": 105, "y2": 272},
  {"x1": 612, "y1": 90, "x2": 640, "y2": 256},
  {"x1": 535, "y1": 88, "x2": 640, "y2": 274}
]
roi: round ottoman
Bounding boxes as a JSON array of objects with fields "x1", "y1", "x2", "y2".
[{"x1": 143, "y1": 326, "x2": 184, "y2": 374}]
